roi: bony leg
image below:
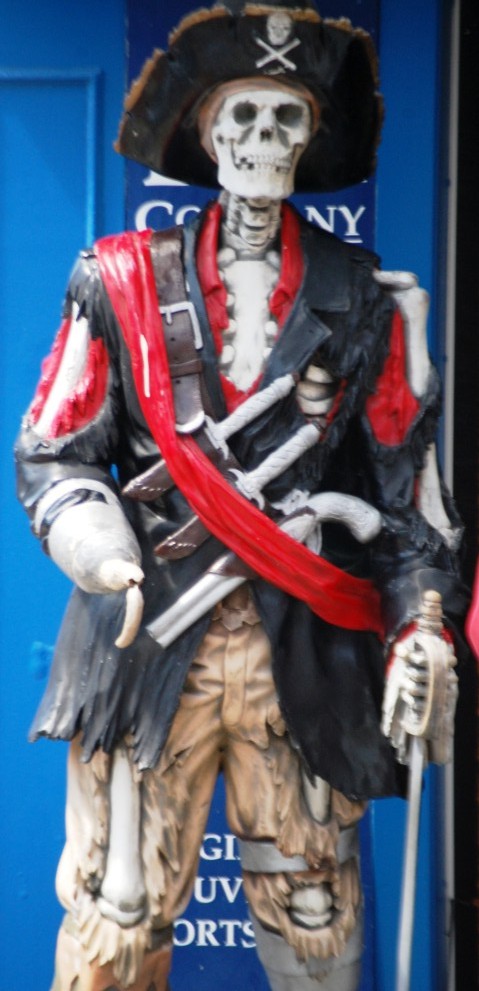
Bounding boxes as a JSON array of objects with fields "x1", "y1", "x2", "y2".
[
  {"x1": 249, "y1": 911, "x2": 362, "y2": 991},
  {"x1": 97, "y1": 743, "x2": 147, "y2": 927},
  {"x1": 302, "y1": 773, "x2": 331, "y2": 826},
  {"x1": 240, "y1": 834, "x2": 362, "y2": 991},
  {"x1": 52, "y1": 738, "x2": 168, "y2": 991},
  {"x1": 289, "y1": 774, "x2": 333, "y2": 930}
]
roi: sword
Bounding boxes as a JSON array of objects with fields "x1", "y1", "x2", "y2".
[
  {"x1": 396, "y1": 733, "x2": 426, "y2": 991},
  {"x1": 154, "y1": 418, "x2": 322, "y2": 558},
  {"x1": 146, "y1": 491, "x2": 381, "y2": 648},
  {"x1": 122, "y1": 372, "x2": 297, "y2": 502},
  {"x1": 395, "y1": 590, "x2": 457, "y2": 991}
]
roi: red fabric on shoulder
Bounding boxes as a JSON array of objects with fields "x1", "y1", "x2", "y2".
[
  {"x1": 29, "y1": 316, "x2": 109, "y2": 438},
  {"x1": 365, "y1": 309, "x2": 420, "y2": 445},
  {"x1": 30, "y1": 317, "x2": 71, "y2": 422}
]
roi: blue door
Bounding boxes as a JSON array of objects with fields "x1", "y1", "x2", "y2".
[
  {"x1": 0, "y1": 2, "x2": 453, "y2": 990},
  {"x1": 0, "y1": 5, "x2": 125, "y2": 989}
]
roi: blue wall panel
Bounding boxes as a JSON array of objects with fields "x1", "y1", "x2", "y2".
[
  {"x1": 0, "y1": 4, "x2": 126, "y2": 989},
  {"x1": 0, "y1": 76, "x2": 98, "y2": 976}
]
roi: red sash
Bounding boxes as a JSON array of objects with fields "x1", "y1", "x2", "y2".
[{"x1": 96, "y1": 228, "x2": 384, "y2": 637}]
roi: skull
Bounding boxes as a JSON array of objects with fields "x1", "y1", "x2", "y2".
[
  {"x1": 266, "y1": 11, "x2": 293, "y2": 46},
  {"x1": 203, "y1": 85, "x2": 314, "y2": 200}
]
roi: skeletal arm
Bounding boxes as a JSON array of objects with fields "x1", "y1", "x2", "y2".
[
  {"x1": 15, "y1": 252, "x2": 144, "y2": 645},
  {"x1": 374, "y1": 269, "x2": 461, "y2": 551},
  {"x1": 364, "y1": 271, "x2": 466, "y2": 761}
]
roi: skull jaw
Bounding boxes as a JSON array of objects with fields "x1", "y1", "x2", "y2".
[{"x1": 216, "y1": 147, "x2": 298, "y2": 201}]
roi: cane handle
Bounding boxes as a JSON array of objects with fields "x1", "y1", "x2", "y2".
[{"x1": 401, "y1": 591, "x2": 451, "y2": 739}]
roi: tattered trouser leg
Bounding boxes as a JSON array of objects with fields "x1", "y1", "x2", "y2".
[
  {"x1": 51, "y1": 588, "x2": 365, "y2": 991},
  {"x1": 241, "y1": 829, "x2": 364, "y2": 991},
  {"x1": 51, "y1": 738, "x2": 173, "y2": 991}
]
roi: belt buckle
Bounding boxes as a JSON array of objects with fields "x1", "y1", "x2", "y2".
[{"x1": 159, "y1": 300, "x2": 203, "y2": 349}]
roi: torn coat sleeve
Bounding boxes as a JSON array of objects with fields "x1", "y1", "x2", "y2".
[
  {"x1": 15, "y1": 251, "x2": 124, "y2": 550},
  {"x1": 361, "y1": 306, "x2": 467, "y2": 642}
]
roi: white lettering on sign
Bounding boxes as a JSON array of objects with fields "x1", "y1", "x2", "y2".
[
  {"x1": 194, "y1": 875, "x2": 243, "y2": 904},
  {"x1": 304, "y1": 204, "x2": 366, "y2": 243},
  {"x1": 170, "y1": 834, "x2": 252, "y2": 950},
  {"x1": 305, "y1": 205, "x2": 336, "y2": 233},
  {"x1": 135, "y1": 197, "x2": 366, "y2": 243},
  {"x1": 174, "y1": 918, "x2": 256, "y2": 948},
  {"x1": 339, "y1": 205, "x2": 366, "y2": 240},
  {"x1": 200, "y1": 833, "x2": 240, "y2": 861},
  {"x1": 137, "y1": 166, "x2": 367, "y2": 241},
  {"x1": 135, "y1": 200, "x2": 202, "y2": 230}
]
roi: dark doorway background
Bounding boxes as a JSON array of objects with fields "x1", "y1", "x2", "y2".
[{"x1": 453, "y1": 1, "x2": 479, "y2": 988}]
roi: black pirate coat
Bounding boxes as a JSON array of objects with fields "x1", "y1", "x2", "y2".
[{"x1": 15, "y1": 204, "x2": 467, "y2": 801}]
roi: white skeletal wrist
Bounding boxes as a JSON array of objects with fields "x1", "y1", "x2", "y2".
[
  {"x1": 47, "y1": 499, "x2": 142, "y2": 594},
  {"x1": 381, "y1": 630, "x2": 458, "y2": 766}
]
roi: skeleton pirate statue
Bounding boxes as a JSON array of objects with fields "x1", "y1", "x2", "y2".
[{"x1": 16, "y1": 2, "x2": 467, "y2": 990}]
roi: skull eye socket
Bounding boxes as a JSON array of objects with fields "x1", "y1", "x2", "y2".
[
  {"x1": 232, "y1": 102, "x2": 258, "y2": 126},
  {"x1": 275, "y1": 103, "x2": 306, "y2": 128}
]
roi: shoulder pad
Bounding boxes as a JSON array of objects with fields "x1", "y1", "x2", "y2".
[
  {"x1": 348, "y1": 244, "x2": 379, "y2": 270},
  {"x1": 64, "y1": 250, "x2": 104, "y2": 331}
]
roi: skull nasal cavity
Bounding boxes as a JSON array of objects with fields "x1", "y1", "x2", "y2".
[{"x1": 260, "y1": 126, "x2": 273, "y2": 140}]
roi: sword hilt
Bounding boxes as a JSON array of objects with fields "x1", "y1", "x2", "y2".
[
  {"x1": 229, "y1": 422, "x2": 321, "y2": 507},
  {"x1": 401, "y1": 591, "x2": 457, "y2": 763}
]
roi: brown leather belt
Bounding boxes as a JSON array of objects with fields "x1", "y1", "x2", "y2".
[
  {"x1": 123, "y1": 227, "x2": 251, "y2": 569},
  {"x1": 150, "y1": 228, "x2": 205, "y2": 432}
]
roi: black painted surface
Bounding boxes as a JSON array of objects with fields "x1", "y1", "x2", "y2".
[{"x1": 453, "y1": 1, "x2": 479, "y2": 988}]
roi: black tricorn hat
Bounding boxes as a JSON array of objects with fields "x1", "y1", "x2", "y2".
[{"x1": 116, "y1": 0, "x2": 383, "y2": 193}]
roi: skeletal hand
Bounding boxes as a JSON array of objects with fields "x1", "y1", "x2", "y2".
[
  {"x1": 374, "y1": 269, "x2": 429, "y2": 340},
  {"x1": 381, "y1": 627, "x2": 458, "y2": 766},
  {"x1": 75, "y1": 553, "x2": 145, "y2": 649},
  {"x1": 396, "y1": 637, "x2": 430, "y2": 725},
  {"x1": 96, "y1": 560, "x2": 145, "y2": 649},
  {"x1": 98, "y1": 559, "x2": 144, "y2": 592}
]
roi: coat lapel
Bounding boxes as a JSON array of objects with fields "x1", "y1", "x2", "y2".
[{"x1": 262, "y1": 219, "x2": 351, "y2": 385}]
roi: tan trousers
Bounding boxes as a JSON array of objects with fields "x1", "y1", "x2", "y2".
[{"x1": 53, "y1": 588, "x2": 365, "y2": 990}]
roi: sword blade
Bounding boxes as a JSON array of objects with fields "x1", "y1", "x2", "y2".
[
  {"x1": 147, "y1": 508, "x2": 317, "y2": 647},
  {"x1": 396, "y1": 735, "x2": 426, "y2": 991},
  {"x1": 147, "y1": 565, "x2": 244, "y2": 647}
]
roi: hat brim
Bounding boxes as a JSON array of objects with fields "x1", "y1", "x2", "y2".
[{"x1": 116, "y1": 6, "x2": 383, "y2": 194}]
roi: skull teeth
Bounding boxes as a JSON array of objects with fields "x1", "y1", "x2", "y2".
[{"x1": 233, "y1": 153, "x2": 292, "y2": 174}]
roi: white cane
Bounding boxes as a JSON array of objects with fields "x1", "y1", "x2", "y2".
[
  {"x1": 396, "y1": 734, "x2": 427, "y2": 991},
  {"x1": 395, "y1": 591, "x2": 457, "y2": 991}
]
